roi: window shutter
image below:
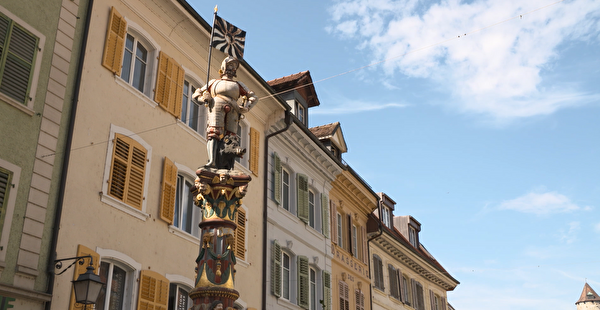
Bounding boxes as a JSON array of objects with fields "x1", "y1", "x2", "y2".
[
  {"x1": 249, "y1": 127, "x2": 259, "y2": 176},
  {"x1": 430, "y1": 290, "x2": 435, "y2": 310},
  {"x1": 297, "y1": 255, "x2": 309, "y2": 309},
  {"x1": 321, "y1": 193, "x2": 329, "y2": 238},
  {"x1": 108, "y1": 134, "x2": 147, "y2": 210},
  {"x1": 0, "y1": 16, "x2": 39, "y2": 105},
  {"x1": 411, "y1": 279, "x2": 417, "y2": 310},
  {"x1": 361, "y1": 226, "x2": 367, "y2": 264},
  {"x1": 68, "y1": 245, "x2": 100, "y2": 310},
  {"x1": 271, "y1": 240, "x2": 282, "y2": 297},
  {"x1": 159, "y1": 157, "x2": 177, "y2": 224},
  {"x1": 441, "y1": 297, "x2": 446, "y2": 310},
  {"x1": 234, "y1": 207, "x2": 246, "y2": 260},
  {"x1": 323, "y1": 271, "x2": 331, "y2": 310},
  {"x1": 137, "y1": 270, "x2": 169, "y2": 310},
  {"x1": 388, "y1": 265, "x2": 394, "y2": 297},
  {"x1": 296, "y1": 174, "x2": 309, "y2": 223},
  {"x1": 346, "y1": 214, "x2": 352, "y2": 253},
  {"x1": 331, "y1": 202, "x2": 337, "y2": 244},
  {"x1": 273, "y1": 153, "x2": 281, "y2": 204},
  {"x1": 0, "y1": 168, "x2": 12, "y2": 237},
  {"x1": 397, "y1": 268, "x2": 405, "y2": 303},
  {"x1": 102, "y1": 6, "x2": 127, "y2": 74},
  {"x1": 155, "y1": 51, "x2": 184, "y2": 118}
]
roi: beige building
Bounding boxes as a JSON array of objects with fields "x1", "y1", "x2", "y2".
[
  {"x1": 368, "y1": 193, "x2": 459, "y2": 310},
  {"x1": 320, "y1": 124, "x2": 378, "y2": 310},
  {"x1": 50, "y1": 0, "x2": 286, "y2": 309}
]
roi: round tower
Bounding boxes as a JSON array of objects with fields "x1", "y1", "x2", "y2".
[{"x1": 576, "y1": 283, "x2": 600, "y2": 310}]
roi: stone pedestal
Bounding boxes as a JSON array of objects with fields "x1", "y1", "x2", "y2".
[{"x1": 189, "y1": 168, "x2": 250, "y2": 310}]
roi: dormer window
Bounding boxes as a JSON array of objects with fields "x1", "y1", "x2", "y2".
[
  {"x1": 296, "y1": 102, "x2": 305, "y2": 124},
  {"x1": 409, "y1": 226, "x2": 417, "y2": 247},
  {"x1": 382, "y1": 207, "x2": 391, "y2": 228}
]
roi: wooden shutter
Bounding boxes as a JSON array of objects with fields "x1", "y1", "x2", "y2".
[
  {"x1": 102, "y1": 7, "x2": 127, "y2": 74},
  {"x1": 323, "y1": 271, "x2": 331, "y2": 310},
  {"x1": 68, "y1": 245, "x2": 100, "y2": 310},
  {"x1": 321, "y1": 193, "x2": 329, "y2": 238},
  {"x1": 137, "y1": 270, "x2": 169, "y2": 310},
  {"x1": 234, "y1": 207, "x2": 246, "y2": 260},
  {"x1": 411, "y1": 279, "x2": 418, "y2": 310},
  {"x1": 108, "y1": 134, "x2": 147, "y2": 210},
  {"x1": 271, "y1": 240, "x2": 282, "y2": 297},
  {"x1": 430, "y1": 290, "x2": 435, "y2": 310},
  {"x1": 155, "y1": 51, "x2": 184, "y2": 118},
  {"x1": 346, "y1": 214, "x2": 352, "y2": 253},
  {"x1": 0, "y1": 15, "x2": 39, "y2": 105},
  {"x1": 397, "y1": 268, "x2": 405, "y2": 303},
  {"x1": 159, "y1": 157, "x2": 177, "y2": 224},
  {"x1": 331, "y1": 201, "x2": 337, "y2": 244},
  {"x1": 273, "y1": 153, "x2": 281, "y2": 204},
  {"x1": 339, "y1": 281, "x2": 349, "y2": 310},
  {"x1": 0, "y1": 168, "x2": 12, "y2": 236},
  {"x1": 296, "y1": 174, "x2": 309, "y2": 223},
  {"x1": 249, "y1": 127, "x2": 259, "y2": 176},
  {"x1": 361, "y1": 226, "x2": 367, "y2": 264},
  {"x1": 297, "y1": 256, "x2": 309, "y2": 309},
  {"x1": 441, "y1": 297, "x2": 446, "y2": 310},
  {"x1": 388, "y1": 265, "x2": 395, "y2": 297}
]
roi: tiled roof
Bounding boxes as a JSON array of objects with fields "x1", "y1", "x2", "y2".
[
  {"x1": 267, "y1": 71, "x2": 320, "y2": 107},
  {"x1": 309, "y1": 122, "x2": 340, "y2": 139},
  {"x1": 577, "y1": 283, "x2": 600, "y2": 304}
]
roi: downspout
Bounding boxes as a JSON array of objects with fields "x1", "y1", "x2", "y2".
[
  {"x1": 367, "y1": 198, "x2": 383, "y2": 310},
  {"x1": 45, "y1": 0, "x2": 94, "y2": 308},
  {"x1": 261, "y1": 111, "x2": 292, "y2": 310}
]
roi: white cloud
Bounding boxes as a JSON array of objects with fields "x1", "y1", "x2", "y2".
[
  {"x1": 326, "y1": 0, "x2": 600, "y2": 120},
  {"x1": 498, "y1": 191, "x2": 584, "y2": 215},
  {"x1": 559, "y1": 221, "x2": 580, "y2": 244},
  {"x1": 594, "y1": 222, "x2": 600, "y2": 233},
  {"x1": 310, "y1": 98, "x2": 409, "y2": 115}
]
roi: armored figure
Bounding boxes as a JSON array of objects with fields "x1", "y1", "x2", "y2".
[{"x1": 193, "y1": 56, "x2": 258, "y2": 169}]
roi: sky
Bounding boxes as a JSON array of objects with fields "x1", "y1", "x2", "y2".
[{"x1": 189, "y1": 0, "x2": 600, "y2": 309}]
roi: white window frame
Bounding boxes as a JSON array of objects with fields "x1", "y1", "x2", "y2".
[
  {"x1": 382, "y1": 207, "x2": 391, "y2": 228},
  {"x1": 337, "y1": 213, "x2": 343, "y2": 246},
  {"x1": 180, "y1": 76, "x2": 206, "y2": 135},
  {"x1": 101, "y1": 124, "x2": 152, "y2": 221},
  {"x1": 0, "y1": 5, "x2": 45, "y2": 114},
  {"x1": 282, "y1": 251, "x2": 291, "y2": 300},
  {"x1": 309, "y1": 267, "x2": 317, "y2": 310},
  {"x1": 352, "y1": 225, "x2": 358, "y2": 257},
  {"x1": 172, "y1": 164, "x2": 201, "y2": 238},
  {"x1": 0, "y1": 158, "x2": 20, "y2": 263},
  {"x1": 308, "y1": 190, "x2": 315, "y2": 229},
  {"x1": 96, "y1": 248, "x2": 141, "y2": 310},
  {"x1": 409, "y1": 226, "x2": 417, "y2": 248},
  {"x1": 296, "y1": 101, "x2": 305, "y2": 124},
  {"x1": 234, "y1": 118, "x2": 250, "y2": 169},
  {"x1": 282, "y1": 168, "x2": 290, "y2": 212}
]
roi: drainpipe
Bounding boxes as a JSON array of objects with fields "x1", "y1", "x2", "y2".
[
  {"x1": 366, "y1": 198, "x2": 383, "y2": 310},
  {"x1": 45, "y1": 0, "x2": 94, "y2": 309},
  {"x1": 261, "y1": 111, "x2": 292, "y2": 310}
]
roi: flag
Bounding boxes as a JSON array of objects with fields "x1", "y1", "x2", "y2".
[{"x1": 212, "y1": 15, "x2": 246, "y2": 59}]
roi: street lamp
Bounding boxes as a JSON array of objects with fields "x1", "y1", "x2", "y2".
[{"x1": 55, "y1": 255, "x2": 104, "y2": 308}]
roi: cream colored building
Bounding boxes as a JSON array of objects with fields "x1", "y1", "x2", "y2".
[
  {"x1": 50, "y1": 0, "x2": 286, "y2": 309},
  {"x1": 368, "y1": 193, "x2": 459, "y2": 310}
]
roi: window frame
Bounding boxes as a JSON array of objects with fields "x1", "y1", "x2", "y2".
[
  {"x1": 101, "y1": 125, "x2": 152, "y2": 220},
  {"x1": 352, "y1": 225, "x2": 358, "y2": 257},
  {"x1": 309, "y1": 267, "x2": 317, "y2": 310},
  {"x1": 173, "y1": 171, "x2": 201, "y2": 238},
  {"x1": 409, "y1": 226, "x2": 417, "y2": 248},
  {"x1": 337, "y1": 213, "x2": 343, "y2": 247},
  {"x1": 0, "y1": 6, "x2": 46, "y2": 113},
  {"x1": 282, "y1": 168, "x2": 290, "y2": 211},
  {"x1": 282, "y1": 251, "x2": 291, "y2": 300},
  {"x1": 308, "y1": 190, "x2": 315, "y2": 229},
  {"x1": 0, "y1": 159, "x2": 19, "y2": 263},
  {"x1": 168, "y1": 282, "x2": 193, "y2": 310},
  {"x1": 234, "y1": 118, "x2": 250, "y2": 169},
  {"x1": 180, "y1": 77, "x2": 206, "y2": 135},
  {"x1": 96, "y1": 248, "x2": 141, "y2": 310}
]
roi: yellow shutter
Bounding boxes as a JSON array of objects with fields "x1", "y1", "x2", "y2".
[
  {"x1": 249, "y1": 127, "x2": 259, "y2": 176},
  {"x1": 102, "y1": 6, "x2": 127, "y2": 74},
  {"x1": 137, "y1": 270, "x2": 169, "y2": 310},
  {"x1": 108, "y1": 134, "x2": 147, "y2": 210},
  {"x1": 68, "y1": 245, "x2": 100, "y2": 310},
  {"x1": 155, "y1": 51, "x2": 184, "y2": 118},
  {"x1": 160, "y1": 157, "x2": 177, "y2": 224},
  {"x1": 234, "y1": 207, "x2": 246, "y2": 260}
]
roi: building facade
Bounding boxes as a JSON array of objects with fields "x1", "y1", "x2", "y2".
[
  {"x1": 50, "y1": 0, "x2": 286, "y2": 309},
  {"x1": 0, "y1": 0, "x2": 89, "y2": 309},
  {"x1": 368, "y1": 193, "x2": 459, "y2": 310},
  {"x1": 576, "y1": 283, "x2": 600, "y2": 310},
  {"x1": 265, "y1": 72, "x2": 344, "y2": 310}
]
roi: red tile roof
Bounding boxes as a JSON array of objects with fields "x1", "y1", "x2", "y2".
[
  {"x1": 267, "y1": 71, "x2": 320, "y2": 107},
  {"x1": 577, "y1": 283, "x2": 600, "y2": 304}
]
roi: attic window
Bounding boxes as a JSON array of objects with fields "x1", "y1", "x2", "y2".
[
  {"x1": 295, "y1": 100, "x2": 305, "y2": 124},
  {"x1": 409, "y1": 226, "x2": 417, "y2": 248},
  {"x1": 330, "y1": 145, "x2": 339, "y2": 158}
]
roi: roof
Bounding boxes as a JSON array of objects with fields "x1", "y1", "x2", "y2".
[
  {"x1": 309, "y1": 122, "x2": 340, "y2": 139},
  {"x1": 577, "y1": 283, "x2": 600, "y2": 304},
  {"x1": 267, "y1": 71, "x2": 320, "y2": 107}
]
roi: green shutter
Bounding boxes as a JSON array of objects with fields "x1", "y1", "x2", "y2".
[
  {"x1": 297, "y1": 256, "x2": 309, "y2": 309},
  {"x1": 297, "y1": 174, "x2": 309, "y2": 223},
  {"x1": 321, "y1": 193, "x2": 329, "y2": 238},
  {"x1": 0, "y1": 167, "x2": 12, "y2": 240},
  {"x1": 273, "y1": 152, "x2": 281, "y2": 204},
  {"x1": 323, "y1": 271, "x2": 331, "y2": 310},
  {"x1": 271, "y1": 240, "x2": 282, "y2": 297},
  {"x1": 0, "y1": 14, "x2": 39, "y2": 105}
]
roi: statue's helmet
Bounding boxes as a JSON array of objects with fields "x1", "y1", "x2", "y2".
[{"x1": 220, "y1": 56, "x2": 239, "y2": 76}]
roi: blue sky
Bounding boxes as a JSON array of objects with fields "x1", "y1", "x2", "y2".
[{"x1": 190, "y1": 0, "x2": 600, "y2": 309}]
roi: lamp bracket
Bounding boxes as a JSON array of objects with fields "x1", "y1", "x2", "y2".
[{"x1": 54, "y1": 255, "x2": 94, "y2": 276}]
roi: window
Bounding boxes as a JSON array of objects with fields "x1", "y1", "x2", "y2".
[
  {"x1": 121, "y1": 33, "x2": 148, "y2": 92},
  {"x1": 323, "y1": 271, "x2": 332, "y2": 310},
  {"x1": 337, "y1": 213, "x2": 343, "y2": 246},
  {"x1": 282, "y1": 252, "x2": 291, "y2": 300},
  {"x1": 308, "y1": 191, "x2": 315, "y2": 228},
  {"x1": 339, "y1": 281, "x2": 349, "y2": 310},
  {"x1": 107, "y1": 133, "x2": 148, "y2": 210},
  {"x1": 233, "y1": 206, "x2": 246, "y2": 261},
  {"x1": 0, "y1": 160, "x2": 19, "y2": 263},
  {"x1": 0, "y1": 166, "x2": 12, "y2": 243},
  {"x1": 382, "y1": 207, "x2": 391, "y2": 228},
  {"x1": 235, "y1": 121, "x2": 249, "y2": 168},
  {"x1": 321, "y1": 193, "x2": 329, "y2": 238},
  {"x1": 282, "y1": 168, "x2": 290, "y2": 211},
  {"x1": 298, "y1": 256, "x2": 309, "y2": 309},
  {"x1": 174, "y1": 175, "x2": 200, "y2": 237},
  {"x1": 402, "y1": 275, "x2": 411, "y2": 306},
  {"x1": 97, "y1": 261, "x2": 130, "y2": 310},
  {"x1": 0, "y1": 12, "x2": 40, "y2": 106},
  {"x1": 373, "y1": 255, "x2": 384, "y2": 291},
  {"x1": 297, "y1": 173, "x2": 309, "y2": 223},
  {"x1": 355, "y1": 290, "x2": 365, "y2": 310},
  {"x1": 295, "y1": 101, "x2": 305, "y2": 124},
  {"x1": 181, "y1": 79, "x2": 205, "y2": 134},
  {"x1": 352, "y1": 225, "x2": 357, "y2": 257},
  {"x1": 411, "y1": 279, "x2": 425, "y2": 310},
  {"x1": 388, "y1": 265, "x2": 400, "y2": 300},
  {"x1": 309, "y1": 268, "x2": 317, "y2": 310},
  {"x1": 409, "y1": 226, "x2": 417, "y2": 248},
  {"x1": 168, "y1": 283, "x2": 192, "y2": 310}
]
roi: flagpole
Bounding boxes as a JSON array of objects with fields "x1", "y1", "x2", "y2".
[{"x1": 206, "y1": 5, "x2": 218, "y2": 88}]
